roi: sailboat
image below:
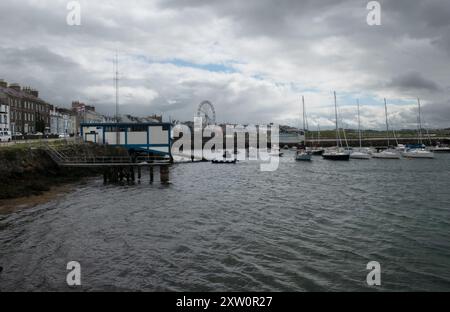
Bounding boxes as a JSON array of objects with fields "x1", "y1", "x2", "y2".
[
  {"x1": 350, "y1": 99, "x2": 371, "y2": 159},
  {"x1": 372, "y1": 99, "x2": 401, "y2": 159},
  {"x1": 311, "y1": 123, "x2": 325, "y2": 155},
  {"x1": 430, "y1": 144, "x2": 450, "y2": 153},
  {"x1": 322, "y1": 92, "x2": 350, "y2": 161},
  {"x1": 296, "y1": 96, "x2": 312, "y2": 161},
  {"x1": 402, "y1": 98, "x2": 434, "y2": 159}
]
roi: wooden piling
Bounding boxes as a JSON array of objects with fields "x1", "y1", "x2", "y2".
[
  {"x1": 119, "y1": 167, "x2": 124, "y2": 182},
  {"x1": 149, "y1": 166, "x2": 154, "y2": 184},
  {"x1": 113, "y1": 168, "x2": 118, "y2": 183},
  {"x1": 131, "y1": 166, "x2": 135, "y2": 183},
  {"x1": 160, "y1": 165, "x2": 169, "y2": 184}
]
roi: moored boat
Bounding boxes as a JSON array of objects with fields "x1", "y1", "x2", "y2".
[
  {"x1": 430, "y1": 145, "x2": 450, "y2": 153},
  {"x1": 295, "y1": 96, "x2": 312, "y2": 162},
  {"x1": 296, "y1": 150, "x2": 312, "y2": 161},
  {"x1": 372, "y1": 98, "x2": 401, "y2": 160},
  {"x1": 322, "y1": 92, "x2": 350, "y2": 161},
  {"x1": 269, "y1": 150, "x2": 284, "y2": 157},
  {"x1": 402, "y1": 148, "x2": 434, "y2": 159},
  {"x1": 372, "y1": 149, "x2": 401, "y2": 159},
  {"x1": 211, "y1": 151, "x2": 238, "y2": 164},
  {"x1": 350, "y1": 99, "x2": 371, "y2": 160},
  {"x1": 323, "y1": 150, "x2": 350, "y2": 161},
  {"x1": 211, "y1": 159, "x2": 238, "y2": 164},
  {"x1": 311, "y1": 148, "x2": 324, "y2": 156},
  {"x1": 350, "y1": 151, "x2": 371, "y2": 159},
  {"x1": 400, "y1": 98, "x2": 435, "y2": 159}
]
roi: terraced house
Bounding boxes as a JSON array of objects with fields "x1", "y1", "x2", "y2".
[
  {"x1": 0, "y1": 79, "x2": 52, "y2": 134},
  {"x1": 0, "y1": 92, "x2": 11, "y2": 141}
]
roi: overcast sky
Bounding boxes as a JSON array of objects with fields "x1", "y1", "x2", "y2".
[{"x1": 0, "y1": 0, "x2": 449, "y2": 129}]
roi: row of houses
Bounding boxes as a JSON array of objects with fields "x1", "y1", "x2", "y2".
[{"x1": 0, "y1": 79, "x2": 163, "y2": 139}]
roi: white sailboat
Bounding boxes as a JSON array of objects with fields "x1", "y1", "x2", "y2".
[
  {"x1": 350, "y1": 99, "x2": 371, "y2": 160},
  {"x1": 402, "y1": 98, "x2": 434, "y2": 159},
  {"x1": 322, "y1": 92, "x2": 350, "y2": 161},
  {"x1": 311, "y1": 123, "x2": 325, "y2": 155},
  {"x1": 430, "y1": 145, "x2": 450, "y2": 153},
  {"x1": 296, "y1": 96, "x2": 312, "y2": 161},
  {"x1": 373, "y1": 98, "x2": 401, "y2": 159}
]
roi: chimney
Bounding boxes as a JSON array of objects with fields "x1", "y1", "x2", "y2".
[
  {"x1": 9, "y1": 83, "x2": 21, "y2": 92},
  {"x1": 0, "y1": 79, "x2": 7, "y2": 88},
  {"x1": 30, "y1": 89, "x2": 39, "y2": 98}
]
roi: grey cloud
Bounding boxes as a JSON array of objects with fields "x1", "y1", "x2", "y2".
[
  {"x1": 0, "y1": 46, "x2": 78, "y2": 71},
  {"x1": 389, "y1": 72, "x2": 440, "y2": 92},
  {"x1": 421, "y1": 101, "x2": 450, "y2": 126},
  {"x1": 0, "y1": 0, "x2": 449, "y2": 128}
]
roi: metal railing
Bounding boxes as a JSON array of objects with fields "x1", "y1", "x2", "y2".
[{"x1": 41, "y1": 140, "x2": 171, "y2": 165}]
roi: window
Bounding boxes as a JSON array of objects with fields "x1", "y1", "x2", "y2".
[{"x1": 130, "y1": 125, "x2": 147, "y2": 132}]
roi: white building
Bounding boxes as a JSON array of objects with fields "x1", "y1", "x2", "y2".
[
  {"x1": 0, "y1": 94, "x2": 11, "y2": 141},
  {"x1": 50, "y1": 107, "x2": 76, "y2": 136}
]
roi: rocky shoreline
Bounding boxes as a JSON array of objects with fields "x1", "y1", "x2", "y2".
[{"x1": 0, "y1": 143, "x2": 127, "y2": 203}]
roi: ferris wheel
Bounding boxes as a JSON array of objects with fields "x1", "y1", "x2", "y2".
[{"x1": 197, "y1": 101, "x2": 216, "y2": 126}]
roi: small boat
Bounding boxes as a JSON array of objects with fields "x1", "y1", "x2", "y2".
[
  {"x1": 269, "y1": 150, "x2": 284, "y2": 157},
  {"x1": 395, "y1": 144, "x2": 406, "y2": 152},
  {"x1": 350, "y1": 151, "x2": 371, "y2": 159},
  {"x1": 400, "y1": 99, "x2": 434, "y2": 159},
  {"x1": 322, "y1": 92, "x2": 350, "y2": 161},
  {"x1": 295, "y1": 96, "x2": 312, "y2": 162},
  {"x1": 350, "y1": 99, "x2": 371, "y2": 160},
  {"x1": 211, "y1": 151, "x2": 238, "y2": 164},
  {"x1": 311, "y1": 149, "x2": 325, "y2": 156},
  {"x1": 296, "y1": 150, "x2": 312, "y2": 161},
  {"x1": 310, "y1": 123, "x2": 324, "y2": 156},
  {"x1": 323, "y1": 149, "x2": 350, "y2": 161},
  {"x1": 211, "y1": 159, "x2": 238, "y2": 164},
  {"x1": 372, "y1": 99, "x2": 401, "y2": 160},
  {"x1": 402, "y1": 148, "x2": 434, "y2": 159},
  {"x1": 431, "y1": 145, "x2": 450, "y2": 153},
  {"x1": 372, "y1": 149, "x2": 401, "y2": 159}
]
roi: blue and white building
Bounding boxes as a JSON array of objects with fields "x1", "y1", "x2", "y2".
[{"x1": 81, "y1": 122, "x2": 172, "y2": 156}]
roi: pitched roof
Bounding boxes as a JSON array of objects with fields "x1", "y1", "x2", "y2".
[{"x1": 0, "y1": 86, "x2": 48, "y2": 104}]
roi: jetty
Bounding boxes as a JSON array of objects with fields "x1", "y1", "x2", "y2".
[{"x1": 44, "y1": 143, "x2": 172, "y2": 184}]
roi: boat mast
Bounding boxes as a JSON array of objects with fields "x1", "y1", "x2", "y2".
[
  {"x1": 302, "y1": 96, "x2": 307, "y2": 146},
  {"x1": 317, "y1": 124, "x2": 321, "y2": 146},
  {"x1": 417, "y1": 97, "x2": 423, "y2": 145},
  {"x1": 114, "y1": 51, "x2": 120, "y2": 144},
  {"x1": 334, "y1": 91, "x2": 339, "y2": 148},
  {"x1": 384, "y1": 98, "x2": 390, "y2": 147},
  {"x1": 357, "y1": 99, "x2": 362, "y2": 149}
]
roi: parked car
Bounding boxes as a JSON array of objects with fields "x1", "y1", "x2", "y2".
[
  {"x1": 0, "y1": 131, "x2": 12, "y2": 142},
  {"x1": 14, "y1": 132, "x2": 23, "y2": 136},
  {"x1": 59, "y1": 133, "x2": 70, "y2": 138}
]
